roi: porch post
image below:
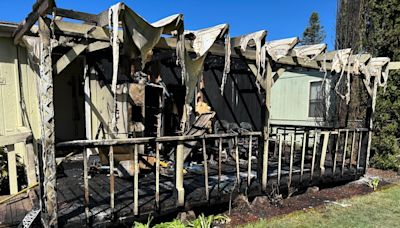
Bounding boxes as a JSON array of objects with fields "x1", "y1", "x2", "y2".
[
  {"x1": 262, "y1": 58, "x2": 272, "y2": 191},
  {"x1": 176, "y1": 141, "x2": 185, "y2": 206},
  {"x1": 365, "y1": 77, "x2": 378, "y2": 171},
  {"x1": 38, "y1": 16, "x2": 58, "y2": 227}
]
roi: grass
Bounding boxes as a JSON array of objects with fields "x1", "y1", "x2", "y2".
[{"x1": 243, "y1": 184, "x2": 400, "y2": 228}]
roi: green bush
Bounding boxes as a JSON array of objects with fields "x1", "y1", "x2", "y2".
[
  {"x1": 371, "y1": 153, "x2": 400, "y2": 171},
  {"x1": 0, "y1": 147, "x2": 27, "y2": 194},
  {"x1": 132, "y1": 214, "x2": 229, "y2": 228}
]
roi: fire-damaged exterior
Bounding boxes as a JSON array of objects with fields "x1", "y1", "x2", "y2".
[{"x1": 0, "y1": 0, "x2": 399, "y2": 227}]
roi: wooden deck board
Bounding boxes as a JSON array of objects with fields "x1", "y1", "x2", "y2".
[
  {"x1": 0, "y1": 155, "x2": 362, "y2": 227},
  {"x1": 0, "y1": 193, "x2": 34, "y2": 227}
]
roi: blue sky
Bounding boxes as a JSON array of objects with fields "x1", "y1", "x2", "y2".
[{"x1": 0, "y1": 0, "x2": 337, "y2": 49}]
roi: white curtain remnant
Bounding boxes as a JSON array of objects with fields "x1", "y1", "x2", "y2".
[
  {"x1": 180, "y1": 24, "x2": 229, "y2": 131},
  {"x1": 266, "y1": 37, "x2": 298, "y2": 61},
  {"x1": 239, "y1": 30, "x2": 267, "y2": 82},
  {"x1": 332, "y1": 49, "x2": 352, "y2": 104}
]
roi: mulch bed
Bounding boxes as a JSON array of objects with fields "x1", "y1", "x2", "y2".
[{"x1": 226, "y1": 168, "x2": 399, "y2": 227}]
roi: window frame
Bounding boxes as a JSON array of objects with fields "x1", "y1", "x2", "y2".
[{"x1": 308, "y1": 80, "x2": 325, "y2": 118}]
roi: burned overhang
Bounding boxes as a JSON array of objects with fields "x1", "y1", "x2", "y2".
[{"x1": 180, "y1": 24, "x2": 229, "y2": 131}]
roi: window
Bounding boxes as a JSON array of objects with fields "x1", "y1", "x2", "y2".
[{"x1": 309, "y1": 81, "x2": 325, "y2": 118}]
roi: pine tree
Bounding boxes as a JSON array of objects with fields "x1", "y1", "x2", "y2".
[
  {"x1": 363, "y1": 0, "x2": 400, "y2": 170},
  {"x1": 336, "y1": 0, "x2": 400, "y2": 170},
  {"x1": 301, "y1": 12, "x2": 326, "y2": 45}
]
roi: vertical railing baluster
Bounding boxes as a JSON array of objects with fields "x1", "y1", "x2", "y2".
[
  {"x1": 176, "y1": 141, "x2": 185, "y2": 206},
  {"x1": 288, "y1": 134, "x2": 294, "y2": 188},
  {"x1": 83, "y1": 147, "x2": 90, "y2": 224},
  {"x1": 319, "y1": 132, "x2": 330, "y2": 177},
  {"x1": 342, "y1": 130, "x2": 349, "y2": 176},
  {"x1": 202, "y1": 139, "x2": 209, "y2": 201},
  {"x1": 277, "y1": 135, "x2": 283, "y2": 186},
  {"x1": 155, "y1": 142, "x2": 160, "y2": 210},
  {"x1": 311, "y1": 132, "x2": 318, "y2": 180},
  {"x1": 350, "y1": 131, "x2": 356, "y2": 170},
  {"x1": 356, "y1": 132, "x2": 362, "y2": 174},
  {"x1": 300, "y1": 132, "x2": 307, "y2": 182},
  {"x1": 218, "y1": 138, "x2": 222, "y2": 194},
  {"x1": 134, "y1": 144, "x2": 139, "y2": 215},
  {"x1": 235, "y1": 136, "x2": 241, "y2": 190},
  {"x1": 109, "y1": 146, "x2": 115, "y2": 217},
  {"x1": 247, "y1": 135, "x2": 253, "y2": 187},
  {"x1": 333, "y1": 132, "x2": 340, "y2": 175}
]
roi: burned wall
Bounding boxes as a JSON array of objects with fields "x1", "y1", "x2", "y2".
[{"x1": 160, "y1": 54, "x2": 264, "y2": 133}]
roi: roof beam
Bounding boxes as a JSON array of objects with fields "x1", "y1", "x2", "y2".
[
  {"x1": 53, "y1": 20, "x2": 109, "y2": 41},
  {"x1": 96, "y1": 10, "x2": 109, "y2": 27},
  {"x1": 34, "y1": 19, "x2": 396, "y2": 74},
  {"x1": 54, "y1": 44, "x2": 87, "y2": 75},
  {"x1": 388, "y1": 61, "x2": 400, "y2": 70},
  {"x1": 290, "y1": 44, "x2": 327, "y2": 58},
  {"x1": 87, "y1": 41, "x2": 110, "y2": 52},
  {"x1": 272, "y1": 68, "x2": 286, "y2": 86},
  {"x1": 313, "y1": 51, "x2": 371, "y2": 63},
  {"x1": 13, "y1": 0, "x2": 54, "y2": 44},
  {"x1": 54, "y1": 8, "x2": 99, "y2": 24},
  {"x1": 231, "y1": 30, "x2": 268, "y2": 48},
  {"x1": 276, "y1": 56, "x2": 327, "y2": 71},
  {"x1": 266, "y1": 37, "x2": 299, "y2": 60}
]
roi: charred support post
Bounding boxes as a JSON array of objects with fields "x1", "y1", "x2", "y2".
[
  {"x1": 155, "y1": 97, "x2": 162, "y2": 210},
  {"x1": 300, "y1": 132, "x2": 307, "y2": 181},
  {"x1": 277, "y1": 135, "x2": 283, "y2": 186},
  {"x1": 262, "y1": 58, "x2": 273, "y2": 191},
  {"x1": 366, "y1": 79, "x2": 378, "y2": 171},
  {"x1": 83, "y1": 147, "x2": 89, "y2": 224},
  {"x1": 333, "y1": 132, "x2": 340, "y2": 175},
  {"x1": 319, "y1": 132, "x2": 330, "y2": 176},
  {"x1": 342, "y1": 130, "x2": 349, "y2": 176},
  {"x1": 38, "y1": 16, "x2": 58, "y2": 227},
  {"x1": 155, "y1": 142, "x2": 160, "y2": 209},
  {"x1": 234, "y1": 136, "x2": 240, "y2": 189},
  {"x1": 247, "y1": 135, "x2": 253, "y2": 187},
  {"x1": 311, "y1": 132, "x2": 318, "y2": 180},
  {"x1": 356, "y1": 132, "x2": 362, "y2": 174},
  {"x1": 218, "y1": 138, "x2": 222, "y2": 193},
  {"x1": 176, "y1": 142, "x2": 185, "y2": 207},
  {"x1": 350, "y1": 131, "x2": 356, "y2": 169},
  {"x1": 109, "y1": 146, "x2": 115, "y2": 216},
  {"x1": 134, "y1": 144, "x2": 139, "y2": 215},
  {"x1": 288, "y1": 134, "x2": 294, "y2": 188},
  {"x1": 83, "y1": 57, "x2": 91, "y2": 223},
  {"x1": 202, "y1": 139, "x2": 209, "y2": 201}
]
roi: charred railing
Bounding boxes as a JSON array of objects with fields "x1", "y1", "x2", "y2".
[{"x1": 56, "y1": 127, "x2": 369, "y2": 223}]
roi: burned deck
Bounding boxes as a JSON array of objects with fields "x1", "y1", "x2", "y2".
[
  {"x1": 55, "y1": 158, "x2": 360, "y2": 227},
  {"x1": 0, "y1": 157, "x2": 362, "y2": 227},
  {"x1": 0, "y1": 191, "x2": 36, "y2": 227}
]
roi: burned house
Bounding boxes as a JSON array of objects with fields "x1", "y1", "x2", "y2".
[{"x1": 0, "y1": 0, "x2": 399, "y2": 227}]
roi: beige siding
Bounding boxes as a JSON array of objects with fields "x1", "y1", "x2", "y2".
[
  {"x1": 18, "y1": 46, "x2": 41, "y2": 140},
  {"x1": 0, "y1": 37, "x2": 21, "y2": 135}
]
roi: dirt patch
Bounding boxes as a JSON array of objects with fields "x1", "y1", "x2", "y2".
[
  {"x1": 226, "y1": 169, "x2": 400, "y2": 227},
  {"x1": 367, "y1": 168, "x2": 400, "y2": 183}
]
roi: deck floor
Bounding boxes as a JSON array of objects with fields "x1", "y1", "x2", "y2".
[
  {"x1": 0, "y1": 189, "x2": 36, "y2": 227},
  {"x1": 0, "y1": 153, "x2": 363, "y2": 227}
]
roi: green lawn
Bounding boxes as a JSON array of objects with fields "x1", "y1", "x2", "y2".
[{"x1": 243, "y1": 185, "x2": 400, "y2": 228}]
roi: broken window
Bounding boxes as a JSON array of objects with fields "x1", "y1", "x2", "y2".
[{"x1": 309, "y1": 81, "x2": 325, "y2": 118}]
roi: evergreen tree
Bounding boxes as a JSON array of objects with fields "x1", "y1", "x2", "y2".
[
  {"x1": 301, "y1": 12, "x2": 326, "y2": 45},
  {"x1": 336, "y1": 0, "x2": 400, "y2": 170},
  {"x1": 363, "y1": 0, "x2": 400, "y2": 170}
]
